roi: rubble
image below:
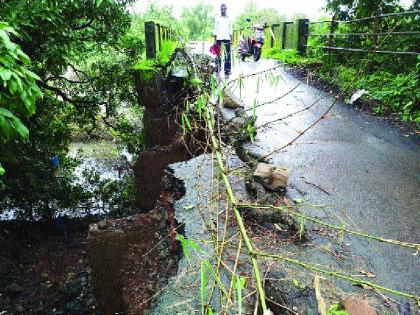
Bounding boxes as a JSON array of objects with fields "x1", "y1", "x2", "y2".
[{"x1": 253, "y1": 163, "x2": 289, "y2": 191}]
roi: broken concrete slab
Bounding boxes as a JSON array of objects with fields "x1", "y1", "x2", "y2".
[{"x1": 253, "y1": 163, "x2": 289, "y2": 191}]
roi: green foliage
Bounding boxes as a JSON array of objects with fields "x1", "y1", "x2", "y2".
[
  {"x1": 111, "y1": 112, "x2": 145, "y2": 155},
  {"x1": 133, "y1": 41, "x2": 178, "y2": 81},
  {"x1": 140, "y1": 1, "x2": 180, "y2": 28},
  {"x1": 358, "y1": 70, "x2": 419, "y2": 121},
  {"x1": 133, "y1": 59, "x2": 158, "y2": 81},
  {"x1": 0, "y1": 0, "x2": 139, "y2": 219},
  {"x1": 233, "y1": 275, "x2": 246, "y2": 315},
  {"x1": 234, "y1": 2, "x2": 286, "y2": 30},
  {"x1": 316, "y1": 64, "x2": 420, "y2": 122},
  {"x1": 262, "y1": 48, "x2": 317, "y2": 66},
  {"x1": 157, "y1": 41, "x2": 178, "y2": 65},
  {"x1": 327, "y1": 304, "x2": 349, "y2": 315},
  {"x1": 176, "y1": 234, "x2": 203, "y2": 260},
  {"x1": 180, "y1": 3, "x2": 214, "y2": 40},
  {"x1": 326, "y1": 0, "x2": 401, "y2": 20},
  {"x1": 0, "y1": 22, "x2": 41, "y2": 144}
]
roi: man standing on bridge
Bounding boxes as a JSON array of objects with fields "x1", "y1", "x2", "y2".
[{"x1": 213, "y1": 3, "x2": 233, "y2": 76}]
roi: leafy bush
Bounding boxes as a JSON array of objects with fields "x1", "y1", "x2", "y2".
[
  {"x1": 316, "y1": 64, "x2": 419, "y2": 122},
  {"x1": 0, "y1": 0, "x2": 137, "y2": 219},
  {"x1": 0, "y1": 22, "x2": 41, "y2": 177},
  {"x1": 359, "y1": 71, "x2": 419, "y2": 121},
  {"x1": 262, "y1": 48, "x2": 318, "y2": 66}
]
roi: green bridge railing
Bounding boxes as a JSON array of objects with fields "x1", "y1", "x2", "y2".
[
  {"x1": 233, "y1": 19, "x2": 309, "y2": 55},
  {"x1": 233, "y1": 10, "x2": 420, "y2": 57},
  {"x1": 145, "y1": 21, "x2": 177, "y2": 59}
]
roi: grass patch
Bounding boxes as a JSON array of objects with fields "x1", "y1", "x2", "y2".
[
  {"x1": 133, "y1": 40, "x2": 179, "y2": 81},
  {"x1": 262, "y1": 48, "x2": 318, "y2": 66}
]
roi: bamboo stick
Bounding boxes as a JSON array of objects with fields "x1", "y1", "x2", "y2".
[
  {"x1": 204, "y1": 101, "x2": 268, "y2": 312},
  {"x1": 237, "y1": 203, "x2": 420, "y2": 251},
  {"x1": 254, "y1": 251, "x2": 420, "y2": 301}
]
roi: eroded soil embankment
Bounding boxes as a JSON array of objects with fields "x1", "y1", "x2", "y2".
[
  {"x1": 87, "y1": 173, "x2": 184, "y2": 314},
  {"x1": 88, "y1": 69, "x2": 206, "y2": 314},
  {"x1": 133, "y1": 71, "x2": 205, "y2": 211}
]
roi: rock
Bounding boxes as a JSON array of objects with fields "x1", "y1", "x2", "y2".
[
  {"x1": 225, "y1": 117, "x2": 247, "y2": 134},
  {"x1": 253, "y1": 163, "x2": 289, "y2": 191},
  {"x1": 234, "y1": 107, "x2": 246, "y2": 117},
  {"x1": 246, "y1": 180, "x2": 268, "y2": 201},
  {"x1": 341, "y1": 297, "x2": 377, "y2": 315},
  {"x1": 265, "y1": 271, "x2": 319, "y2": 315},
  {"x1": 97, "y1": 220, "x2": 107, "y2": 229},
  {"x1": 223, "y1": 88, "x2": 244, "y2": 109}
]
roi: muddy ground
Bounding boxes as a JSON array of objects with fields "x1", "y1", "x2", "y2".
[{"x1": 0, "y1": 219, "x2": 98, "y2": 315}]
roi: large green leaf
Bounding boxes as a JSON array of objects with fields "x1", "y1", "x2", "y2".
[
  {"x1": 95, "y1": 0, "x2": 103, "y2": 8},
  {"x1": 0, "y1": 165, "x2": 4, "y2": 176},
  {"x1": 0, "y1": 29, "x2": 14, "y2": 50},
  {"x1": 25, "y1": 69, "x2": 41, "y2": 81},
  {"x1": 0, "y1": 68, "x2": 12, "y2": 81},
  {"x1": 0, "y1": 107, "x2": 29, "y2": 140}
]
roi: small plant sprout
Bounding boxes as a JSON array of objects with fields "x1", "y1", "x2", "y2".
[
  {"x1": 176, "y1": 234, "x2": 203, "y2": 261},
  {"x1": 238, "y1": 73, "x2": 244, "y2": 98},
  {"x1": 233, "y1": 275, "x2": 246, "y2": 315},
  {"x1": 181, "y1": 113, "x2": 192, "y2": 137},
  {"x1": 299, "y1": 216, "x2": 305, "y2": 241},
  {"x1": 252, "y1": 98, "x2": 257, "y2": 120}
]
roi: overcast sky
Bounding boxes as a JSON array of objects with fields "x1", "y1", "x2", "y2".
[{"x1": 129, "y1": 0, "x2": 415, "y2": 20}]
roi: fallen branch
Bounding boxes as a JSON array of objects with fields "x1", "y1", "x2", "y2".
[
  {"x1": 254, "y1": 250, "x2": 420, "y2": 302},
  {"x1": 260, "y1": 97, "x2": 339, "y2": 159},
  {"x1": 246, "y1": 83, "x2": 302, "y2": 112},
  {"x1": 256, "y1": 92, "x2": 331, "y2": 131},
  {"x1": 237, "y1": 203, "x2": 420, "y2": 251},
  {"x1": 204, "y1": 99, "x2": 269, "y2": 312}
]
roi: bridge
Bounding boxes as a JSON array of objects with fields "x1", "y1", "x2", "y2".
[{"x1": 88, "y1": 17, "x2": 420, "y2": 315}]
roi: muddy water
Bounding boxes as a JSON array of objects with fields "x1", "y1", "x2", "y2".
[
  {"x1": 0, "y1": 140, "x2": 133, "y2": 221},
  {"x1": 69, "y1": 141, "x2": 133, "y2": 184}
]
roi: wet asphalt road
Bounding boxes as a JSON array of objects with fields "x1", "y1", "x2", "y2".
[{"x1": 228, "y1": 59, "x2": 420, "y2": 299}]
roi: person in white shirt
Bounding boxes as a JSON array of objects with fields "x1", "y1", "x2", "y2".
[{"x1": 213, "y1": 3, "x2": 233, "y2": 75}]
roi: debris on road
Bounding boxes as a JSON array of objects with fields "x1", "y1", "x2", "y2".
[{"x1": 253, "y1": 163, "x2": 289, "y2": 192}]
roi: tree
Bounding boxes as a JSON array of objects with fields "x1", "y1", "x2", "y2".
[
  {"x1": 325, "y1": 0, "x2": 401, "y2": 19},
  {"x1": 0, "y1": 22, "x2": 42, "y2": 178},
  {"x1": 234, "y1": 1, "x2": 286, "y2": 30},
  {"x1": 0, "y1": 0, "x2": 139, "y2": 219},
  {"x1": 180, "y1": 3, "x2": 215, "y2": 40}
]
